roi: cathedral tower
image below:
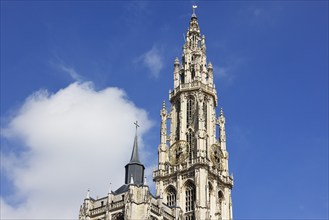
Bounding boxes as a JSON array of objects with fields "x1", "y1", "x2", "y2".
[
  {"x1": 153, "y1": 7, "x2": 234, "y2": 220},
  {"x1": 79, "y1": 6, "x2": 234, "y2": 220}
]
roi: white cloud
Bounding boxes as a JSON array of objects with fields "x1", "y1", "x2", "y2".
[
  {"x1": 214, "y1": 65, "x2": 235, "y2": 84},
  {"x1": 49, "y1": 56, "x2": 85, "y2": 82},
  {"x1": 137, "y1": 46, "x2": 163, "y2": 78},
  {"x1": 1, "y1": 82, "x2": 153, "y2": 219},
  {"x1": 212, "y1": 55, "x2": 246, "y2": 85},
  {"x1": 243, "y1": 6, "x2": 278, "y2": 27},
  {"x1": 58, "y1": 63, "x2": 84, "y2": 82}
]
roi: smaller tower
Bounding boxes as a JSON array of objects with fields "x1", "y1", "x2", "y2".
[
  {"x1": 79, "y1": 122, "x2": 175, "y2": 220},
  {"x1": 125, "y1": 121, "x2": 145, "y2": 185}
]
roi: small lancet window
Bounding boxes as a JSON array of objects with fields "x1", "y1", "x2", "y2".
[
  {"x1": 209, "y1": 183, "x2": 213, "y2": 203},
  {"x1": 191, "y1": 68, "x2": 195, "y2": 80},
  {"x1": 166, "y1": 186, "x2": 176, "y2": 206},
  {"x1": 180, "y1": 72, "x2": 185, "y2": 84},
  {"x1": 218, "y1": 190, "x2": 224, "y2": 203},
  {"x1": 187, "y1": 96, "x2": 195, "y2": 125}
]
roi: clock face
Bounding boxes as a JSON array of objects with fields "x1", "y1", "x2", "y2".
[
  {"x1": 210, "y1": 144, "x2": 222, "y2": 169},
  {"x1": 169, "y1": 140, "x2": 189, "y2": 165}
]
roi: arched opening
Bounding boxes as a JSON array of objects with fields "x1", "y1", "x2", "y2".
[
  {"x1": 185, "y1": 181, "x2": 196, "y2": 220},
  {"x1": 187, "y1": 96, "x2": 195, "y2": 126},
  {"x1": 165, "y1": 162, "x2": 170, "y2": 173},
  {"x1": 180, "y1": 71, "x2": 185, "y2": 84},
  {"x1": 218, "y1": 190, "x2": 224, "y2": 199},
  {"x1": 166, "y1": 185, "x2": 177, "y2": 207},
  {"x1": 112, "y1": 212, "x2": 124, "y2": 220},
  {"x1": 208, "y1": 182, "x2": 216, "y2": 216},
  {"x1": 209, "y1": 182, "x2": 213, "y2": 200},
  {"x1": 218, "y1": 190, "x2": 224, "y2": 213},
  {"x1": 186, "y1": 129, "x2": 195, "y2": 161},
  {"x1": 191, "y1": 68, "x2": 195, "y2": 80}
]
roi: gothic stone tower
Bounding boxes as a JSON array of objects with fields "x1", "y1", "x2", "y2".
[{"x1": 153, "y1": 8, "x2": 234, "y2": 220}]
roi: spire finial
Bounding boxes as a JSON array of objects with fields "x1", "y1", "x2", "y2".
[
  {"x1": 130, "y1": 121, "x2": 141, "y2": 163},
  {"x1": 134, "y1": 121, "x2": 140, "y2": 134},
  {"x1": 174, "y1": 57, "x2": 179, "y2": 65},
  {"x1": 86, "y1": 189, "x2": 90, "y2": 199},
  {"x1": 220, "y1": 107, "x2": 224, "y2": 116},
  {"x1": 162, "y1": 101, "x2": 166, "y2": 110},
  {"x1": 192, "y1": 5, "x2": 198, "y2": 17},
  {"x1": 108, "y1": 183, "x2": 112, "y2": 194}
]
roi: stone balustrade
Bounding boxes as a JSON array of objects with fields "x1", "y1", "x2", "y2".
[
  {"x1": 110, "y1": 200, "x2": 125, "y2": 210},
  {"x1": 153, "y1": 156, "x2": 233, "y2": 186},
  {"x1": 90, "y1": 206, "x2": 107, "y2": 216},
  {"x1": 170, "y1": 81, "x2": 217, "y2": 101}
]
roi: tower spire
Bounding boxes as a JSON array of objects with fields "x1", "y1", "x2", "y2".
[
  {"x1": 130, "y1": 121, "x2": 140, "y2": 163},
  {"x1": 124, "y1": 121, "x2": 145, "y2": 185},
  {"x1": 154, "y1": 8, "x2": 233, "y2": 220}
]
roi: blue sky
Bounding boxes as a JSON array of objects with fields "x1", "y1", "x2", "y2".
[{"x1": 1, "y1": 1, "x2": 328, "y2": 219}]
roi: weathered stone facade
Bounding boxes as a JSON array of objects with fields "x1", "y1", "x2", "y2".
[{"x1": 79, "y1": 7, "x2": 233, "y2": 220}]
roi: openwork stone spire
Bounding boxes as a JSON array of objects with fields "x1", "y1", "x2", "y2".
[{"x1": 154, "y1": 6, "x2": 233, "y2": 220}]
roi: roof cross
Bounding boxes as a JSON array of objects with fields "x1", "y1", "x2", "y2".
[{"x1": 134, "y1": 121, "x2": 140, "y2": 133}]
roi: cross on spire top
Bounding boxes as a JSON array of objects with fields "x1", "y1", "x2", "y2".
[{"x1": 134, "y1": 121, "x2": 140, "y2": 133}]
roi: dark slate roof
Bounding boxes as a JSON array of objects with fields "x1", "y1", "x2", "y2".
[
  {"x1": 113, "y1": 184, "x2": 129, "y2": 195},
  {"x1": 129, "y1": 134, "x2": 140, "y2": 163}
]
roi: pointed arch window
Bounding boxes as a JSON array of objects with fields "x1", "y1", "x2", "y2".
[
  {"x1": 191, "y1": 68, "x2": 195, "y2": 80},
  {"x1": 209, "y1": 183, "x2": 213, "y2": 200},
  {"x1": 180, "y1": 71, "x2": 185, "y2": 84},
  {"x1": 208, "y1": 182, "x2": 214, "y2": 210},
  {"x1": 187, "y1": 96, "x2": 195, "y2": 126},
  {"x1": 218, "y1": 190, "x2": 224, "y2": 210},
  {"x1": 218, "y1": 190, "x2": 224, "y2": 200},
  {"x1": 185, "y1": 183, "x2": 196, "y2": 212},
  {"x1": 112, "y1": 212, "x2": 124, "y2": 220},
  {"x1": 166, "y1": 186, "x2": 176, "y2": 207}
]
